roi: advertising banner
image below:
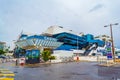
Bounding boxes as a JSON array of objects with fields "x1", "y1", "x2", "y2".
[{"x1": 26, "y1": 50, "x2": 40, "y2": 64}]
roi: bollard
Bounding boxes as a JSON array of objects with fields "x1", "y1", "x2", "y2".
[
  {"x1": 15, "y1": 59, "x2": 17, "y2": 66},
  {"x1": 19, "y1": 58, "x2": 25, "y2": 66}
]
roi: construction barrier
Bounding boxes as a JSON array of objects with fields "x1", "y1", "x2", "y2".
[
  {"x1": 115, "y1": 59, "x2": 120, "y2": 63},
  {"x1": 97, "y1": 56, "x2": 115, "y2": 66},
  {"x1": 0, "y1": 59, "x2": 15, "y2": 63}
]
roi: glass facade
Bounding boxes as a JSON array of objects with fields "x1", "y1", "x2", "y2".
[{"x1": 53, "y1": 32, "x2": 105, "y2": 50}]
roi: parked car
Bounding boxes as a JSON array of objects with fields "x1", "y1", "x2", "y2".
[{"x1": 0, "y1": 55, "x2": 7, "y2": 59}]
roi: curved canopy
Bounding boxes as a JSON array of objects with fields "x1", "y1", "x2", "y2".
[{"x1": 15, "y1": 35, "x2": 63, "y2": 49}]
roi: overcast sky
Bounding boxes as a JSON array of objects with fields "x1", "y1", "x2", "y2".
[{"x1": 0, "y1": 0, "x2": 120, "y2": 49}]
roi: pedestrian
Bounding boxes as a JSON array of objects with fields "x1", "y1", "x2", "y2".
[{"x1": 16, "y1": 59, "x2": 18, "y2": 66}]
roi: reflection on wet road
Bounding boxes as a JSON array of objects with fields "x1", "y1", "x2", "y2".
[{"x1": 1, "y1": 62, "x2": 120, "y2": 80}]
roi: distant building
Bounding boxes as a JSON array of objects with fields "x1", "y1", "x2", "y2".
[
  {"x1": 95, "y1": 35, "x2": 111, "y2": 42},
  {"x1": 0, "y1": 41, "x2": 6, "y2": 50}
]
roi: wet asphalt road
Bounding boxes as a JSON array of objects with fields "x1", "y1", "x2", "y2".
[{"x1": 0, "y1": 62, "x2": 120, "y2": 80}]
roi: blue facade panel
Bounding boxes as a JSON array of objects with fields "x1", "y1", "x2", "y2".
[{"x1": 53, "y1": 32, "x2": 105, "y2": 50}]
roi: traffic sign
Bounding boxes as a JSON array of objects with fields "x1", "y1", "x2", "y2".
[{"x1": 107, "y1": 56, "x2": 112, "y2": 59}]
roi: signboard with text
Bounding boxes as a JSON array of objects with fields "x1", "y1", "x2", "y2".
[{"x1": 106, "y1": 42, "x2": 112, "y2": 59}]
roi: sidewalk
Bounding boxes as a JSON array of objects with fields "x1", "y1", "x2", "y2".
[{"x1": 98, "y1": 62, "x2": 120, "y2": 67}]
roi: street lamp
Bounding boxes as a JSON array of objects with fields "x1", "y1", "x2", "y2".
[{"x1": 104, "y1": 23, "x2": 119, "y2": 62}]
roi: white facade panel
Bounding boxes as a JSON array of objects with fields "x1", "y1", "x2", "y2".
[{"x1": 44, "y1": 25, "x2": 79, "y2": 35}]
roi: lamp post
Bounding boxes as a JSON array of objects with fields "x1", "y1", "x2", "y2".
[{"x1": 104, "y1": 23, "x2": 119, "y2": 62}]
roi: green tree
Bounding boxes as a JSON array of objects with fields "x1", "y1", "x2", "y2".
[
  {"x1": 49, "y1": 56, "x2": 56, "y2": 62},
  {"x1": 41, "y1": 50, "x2": 51, "y2": 62},
  {"x1": 0, "y1": 49, "x2": 5, "y2": 55},
  {"x1": 49, "y1": 56, "x2": 56, "y2": 60}
]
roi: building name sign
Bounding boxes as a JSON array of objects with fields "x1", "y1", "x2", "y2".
[{"x1": 44, "y1": 37, "x2": 56, "y2": 41}]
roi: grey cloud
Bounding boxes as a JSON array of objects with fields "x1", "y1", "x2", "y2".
[
  {"x1": 89, "y1": 4, "x2": 104, "y2": 12},
  {"x1": 0, "y1": 0, "x2": 120, "y2": 49}
]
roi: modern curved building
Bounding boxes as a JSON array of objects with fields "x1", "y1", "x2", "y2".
[{"x1": 15, "y1": 26, "x2": 105, "y2": 63}]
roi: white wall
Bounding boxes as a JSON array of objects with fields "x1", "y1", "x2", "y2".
[
  {"x1": 52, "y1": 50, "x2": 74, "y2": 62},
  {"x1": 74, "y1": 56, "x2": 107, "y2": 62}
]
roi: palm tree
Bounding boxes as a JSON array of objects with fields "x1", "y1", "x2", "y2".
[
  {"x1": 41, "y1": 50, "x2": 56, "y2": 62},
  {"x1": 41, "y1": 50, "x2": 51, "y2": 62}
]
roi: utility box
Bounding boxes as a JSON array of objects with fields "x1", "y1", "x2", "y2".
[{"x1": 26, "y1": 50, "x2": 40, "y2": 64}]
